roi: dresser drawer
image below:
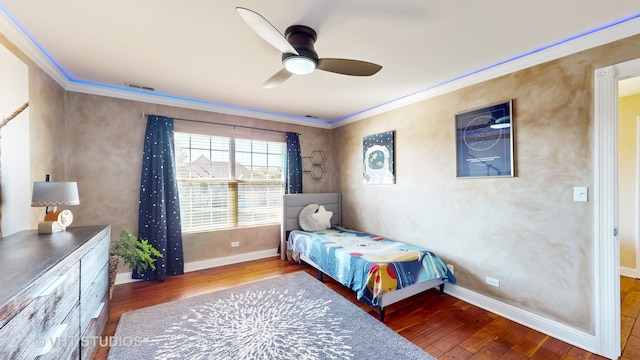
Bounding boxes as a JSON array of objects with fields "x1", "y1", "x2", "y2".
[
  {"x1": 80, "y1": 292, "x2": 109, "y2": 360},
  {"x1": 81, "y1": 234, "x2": 109, "y2": 293},
  {"x1": 0, "y1": 262, "x2": 80, "y2": 359},
  {"x1": 38, "y1": 303, "x2": 81, "y2": 360},
  {"x1": 80, "y1": 263, "x2": 109, "y2": 333}
]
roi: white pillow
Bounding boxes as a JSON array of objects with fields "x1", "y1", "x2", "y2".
[
  {"x1": 312, "y1": 205, "x2": 333, "y2": 229},
  {"x1": 298, "y1": 204, "x2": 333, "y2": 231}
]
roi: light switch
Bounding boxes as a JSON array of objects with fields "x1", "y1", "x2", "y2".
[{"x1": 573, "y1": 186, "x2": 588, "y2": 202}]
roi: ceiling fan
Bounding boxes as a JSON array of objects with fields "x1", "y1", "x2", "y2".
[{"x1": 236, "y1": 7, "x2": 383, "y2": 88}]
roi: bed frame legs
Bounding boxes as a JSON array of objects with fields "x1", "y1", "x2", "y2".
[
  {"x1": 377, "y1": 283, "x2": 445, "y2": 322},
  {"x1": 315, "y1": 268, "x2": 388, "y2": 321},
  {"x1": 313, "y1": 267, "x2": 446, "y2": 323}
]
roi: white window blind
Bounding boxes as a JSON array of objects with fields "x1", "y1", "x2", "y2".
[{"x1": 175, "y1": 132, "x2": 284, "y2": 232}]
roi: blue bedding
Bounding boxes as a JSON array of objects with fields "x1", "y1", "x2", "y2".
[{"x1": 288, "y1": 226, "x2": 456, "y2": 307}]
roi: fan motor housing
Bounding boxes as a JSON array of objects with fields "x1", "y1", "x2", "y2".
[{"x1": 282, "y1": 25, "x2": 319, "y2": 64}]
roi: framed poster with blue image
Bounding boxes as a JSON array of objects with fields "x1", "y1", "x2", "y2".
[{"x1": 455, "y1": 100, "x2": 514, "y2": 178}]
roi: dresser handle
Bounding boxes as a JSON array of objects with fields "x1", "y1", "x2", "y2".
[
  {"x1": 37, "y1": 275, "x2": 66, "y2": 297},
  {"x1": 36, "y1": 323, "x2": 68, "y2": 356},
  {"x1": 92, "y1": 302, "x2": 105, "y2": 319}
]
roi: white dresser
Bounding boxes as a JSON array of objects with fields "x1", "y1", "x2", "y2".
[{"x1": 0, "y1": 225, "x2": 111, "y2": 359}]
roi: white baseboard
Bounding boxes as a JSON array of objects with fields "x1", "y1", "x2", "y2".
[
  {"x1": 444, "y1": 283, "x2": 597, "y2": 354},
  {"x1": 184, "y1": 248, "x2": 279, "y2": 273},
  {"x1": 114, "y1": 248, "x2": 279, "y2": 285},
  {"x1": 620, "y1": 266, "x2": 638, "y2": 278}
]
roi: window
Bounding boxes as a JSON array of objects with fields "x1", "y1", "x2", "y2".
[{"x1": 175, "y1": 132, "x2": 284, "y2": 232}]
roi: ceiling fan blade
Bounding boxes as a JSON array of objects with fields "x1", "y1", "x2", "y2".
[
  {"x1": 263, "y1": 68, "x2": 292, "y2": 89},
  {"x1": 317, "y1": 58, "x2": 382, "y2": 76},
  {"x1": 236, "y1": 7, "x2": 298, "y2": 55}
]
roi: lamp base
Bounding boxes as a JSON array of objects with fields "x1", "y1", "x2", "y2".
[{"x1": 38, "y1": 221, "x2": 66, "y2": 234}]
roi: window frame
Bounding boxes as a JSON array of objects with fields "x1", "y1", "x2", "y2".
[{"x1": 174, "y1": 129, "x2": 285, "y2": 233}]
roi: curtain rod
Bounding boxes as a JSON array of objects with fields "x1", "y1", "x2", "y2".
[{"x1": 141, "y1": 112, "x2": 299, "y2": 135}]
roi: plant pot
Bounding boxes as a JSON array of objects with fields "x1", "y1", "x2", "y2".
[{"x1": 109, "y1": 253, "x2": 118, "y2": 299}]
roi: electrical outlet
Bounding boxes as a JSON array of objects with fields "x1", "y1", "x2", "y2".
[
  {"x1": 231, "y1": 241, "x2": 240, "y2": 247},
  {"x1": 485, "y1": 276, "x2": 500, "y2": 288},
  {"x1": 447, "y1": 264, "x2": 454, "y2": 275}
]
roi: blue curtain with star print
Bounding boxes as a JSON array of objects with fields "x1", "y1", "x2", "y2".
[
  {"x1": 284, "y1": 132, "x2": 302, "y2": 194},
  {"x1": 135, "y1": 115, "x2": 184, "y2": 282}
]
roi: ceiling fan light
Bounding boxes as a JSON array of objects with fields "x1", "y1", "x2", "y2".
[{"x1": 284, "y1": 56, "x2": 316, "y2": 75}]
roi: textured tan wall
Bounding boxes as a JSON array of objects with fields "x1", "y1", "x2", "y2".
[
  {"x1": 619, "y1": 94, "x2": 640, "y2": 269},
  {"x1": 332, "y1": 35, "x2": 640, "y2": 333},
  {"x1": 63, "y1": 93, "x2": 335, "y2": 264}
]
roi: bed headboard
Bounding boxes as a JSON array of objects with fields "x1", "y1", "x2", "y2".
[{"x1": 280, "y1": 193, "x2": 341, "y2": 260}]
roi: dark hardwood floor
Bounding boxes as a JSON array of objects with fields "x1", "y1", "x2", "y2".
[
  {"x1": 621, "y1": 276, "x2": 640, "y2": 360},
  {"x1": 95, "y1": 257, "x2": 634, "y2": 359}
]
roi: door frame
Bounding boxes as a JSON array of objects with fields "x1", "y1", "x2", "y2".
[{"x1": 594, "y1": 57, "x2": 640, "y2": 359}]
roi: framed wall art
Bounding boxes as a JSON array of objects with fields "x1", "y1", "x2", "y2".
[
  {"x1": 455, "y1": 100, "x2": 514, "y2": 178},
  {"x1": 363, "y1": 130, "x2": 395, "y2": 184}
]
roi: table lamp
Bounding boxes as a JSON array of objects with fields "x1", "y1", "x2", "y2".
[{"x1": 31, "y1": 178, "x2": 80, "y2": 234}]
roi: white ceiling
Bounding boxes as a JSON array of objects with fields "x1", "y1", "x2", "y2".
[{"x1": 0, "y1": 1, "x2": 639, "y2": 127}]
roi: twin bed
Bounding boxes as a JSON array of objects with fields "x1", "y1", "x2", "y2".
[{"x1": 281, "y1": 193, "x2": 455, "y2": 321}]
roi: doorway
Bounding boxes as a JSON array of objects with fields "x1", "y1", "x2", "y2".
[
  {"x1": 618, "y1": 81, "x2": 640, "y2": 278},
  {"x1": 619, "y1": 80, "x2": 640, "y2": 355},
  {"x1": 594, "y1": 58, "x2": 640, "y2": 359}
]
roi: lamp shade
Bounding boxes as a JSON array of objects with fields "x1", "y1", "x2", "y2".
[{"x1": 31, "y1": 182, "x2": 80, "y2": 207}]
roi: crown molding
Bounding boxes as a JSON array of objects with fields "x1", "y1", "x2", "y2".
[
  {"x1": 64, "y1": 81, "x2": 334, "y2": 129},
  {"x1": 0, "y1": 7, "x2": 68, "y2": 86}
]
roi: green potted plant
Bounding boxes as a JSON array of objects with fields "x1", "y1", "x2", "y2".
[{"x1": 109, "y1": 228, "x2": 163, "y2": 298}]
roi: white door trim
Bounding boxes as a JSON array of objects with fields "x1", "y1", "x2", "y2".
[{"x1": 594, "y1": 58, "x2": 640, "y2": 359}]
